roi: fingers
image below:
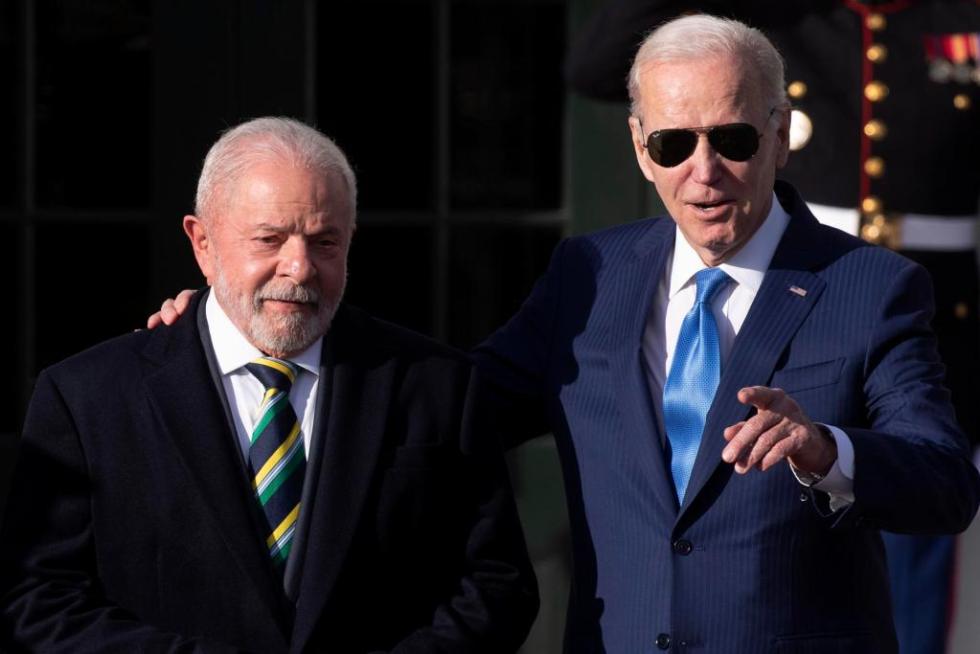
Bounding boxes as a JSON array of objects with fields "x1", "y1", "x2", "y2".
[
  {"x1": 725, "y1": 419, "x2": 803, "y2": 473},
  {"x1": 146, "y1": 290, "x2": 195, "y2": 329},
  {"x1": 723, "y1": 421, "x2": 746, "y2": 442},
  {"x1": 737, "y1": 385, "x2": 782, "y2": 410},
  {"x1": 160, "y1": 299, "x2": 180, "y2": 326},
  {"x1": 723, "y1": 386, "x2": 811, "y2": 474},
  {"x1": 175, "y1": 289, "x2": 194, "y2": 313},
  {"x1": 722, "y1": 411, "x2": 786, "y2": 471}
]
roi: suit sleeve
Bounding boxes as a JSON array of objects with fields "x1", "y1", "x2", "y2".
[
  {"x1": 385, "y1": 369, "x2": 539, "y2": 654},
  {"x1": 0, "y1": 371, "x2": 245, "y2": 654},
  {"x1": 846, "y1": 262, "x2": 980, "y2": 533},
  {"x1": 471, "y1": 239, "x2": 570, "y2": 450}
]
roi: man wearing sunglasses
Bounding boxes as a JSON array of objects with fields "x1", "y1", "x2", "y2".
[
  {"x1": 475, "y1": 13, "x2": 979, "y2": 653},
  {"x1": 147, "y1": 14, "x2": 980, "y2": 653},
  {"x1": 567, "y1": 4, "x2": 980, "y2": 652}
]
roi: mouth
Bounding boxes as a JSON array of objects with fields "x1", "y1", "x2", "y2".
[
  {"x1": 258, "y1": 298, "x2": 319, "y2": 317},
  {"x1": 262, "y1": 298, "x2": 314, "y2": 308},
  {"x1": 255, "y1": 285, "x2": 321, "y2": 312},
  {"x1": 688, "y1": 198, "x2": 735, "y2": 216}
]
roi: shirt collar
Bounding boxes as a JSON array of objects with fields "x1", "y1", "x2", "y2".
[
  {"x1": 668, "y1": 191, "x2": 791, "y2": 298},
  {"x1": 205, "y1": 290, "x2": 322, "y2": 378}
]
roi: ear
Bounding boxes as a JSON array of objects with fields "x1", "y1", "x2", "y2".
[
  {"x1": 628, "y1": 115, "x2": 658, "y2": 184},
  {"x1": 183, "y1": 215, "x2": 215, "y2": 283},
  {"x1": 774, "y1": 104, "x2": 792, "y2": 169}
]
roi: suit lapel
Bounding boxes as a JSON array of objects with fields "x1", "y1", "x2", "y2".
[
  {"x1": 610, "y1": 219, "x2": 681, "y2": 517},
  {"x1": 679, "y1": 191, "x2": 829, "y2": 518},
  {"x1": 141, "y1": 293, "x2": 289, "y2": 632},
  {"x1": 291, "y1": 307, "x2": 394, "y2": 648}
]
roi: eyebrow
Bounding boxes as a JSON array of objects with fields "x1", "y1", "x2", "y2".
[{"x1": 254, "y1": 223, "x2": 343, "y2": 236}]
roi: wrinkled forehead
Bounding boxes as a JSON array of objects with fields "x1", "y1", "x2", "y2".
[{"x1": 216, "y1": 162, "x2": 353, "y2": 225}]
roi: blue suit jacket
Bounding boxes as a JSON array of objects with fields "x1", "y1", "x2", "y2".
[{"x1": 476, "y1": 182, "x2": 980, "y2": 653}]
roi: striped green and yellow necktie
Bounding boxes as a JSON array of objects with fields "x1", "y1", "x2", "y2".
[{"x1": 244, "y1": 356, "x2": 306, "y2": 569}]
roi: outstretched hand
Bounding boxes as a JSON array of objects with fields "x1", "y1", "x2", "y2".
[
  {"x1": 721, "y1": 386, "x2": 836, "y2": 476},
  {"x1": 146, "y1": 289, "x2": 196, "y2": 328}
]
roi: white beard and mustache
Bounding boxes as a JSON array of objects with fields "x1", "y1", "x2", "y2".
[{"x1": 212, "y1": 266, "x2": 345, "y2": 357}]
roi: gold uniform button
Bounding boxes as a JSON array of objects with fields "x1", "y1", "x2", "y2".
[
  {"x1": 861, "y1": 196, "x2": 883, "y2": 214},
  {"x1": 954, "y1": 93, "x2": 972, "y2": 110},
  {"x1": 864, "y1": 156, "x2": 885, "y2": 178},
  {"x1": 867, "y1": 13, "x2": 887, "y2": 31},
  {"x1": 867, "y1": 43, "x2": 888, "y2": 63},
  {"x1": 787, "y1": 80, "x2": 808, "y2": 100},
  {"x1": 865, "y1": 81, "x2": 889, "y2": 102},
  {"x1": 864, "y1": 120, "x2": 888, "y2": 140},
  {"x1": 862, "y1": 223, "x2": 883, "y2": 243},
  {"x1": 955, "y1": 302, "x2": 970, "y2": 320}
]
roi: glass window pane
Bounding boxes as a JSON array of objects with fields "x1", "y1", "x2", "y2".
[
  {"x1": 450, "y1": 2, "x2": 564, "y2": 210},
  {"x1": 1, "y1": 222, "x2": 23, "y2": 433},
  {"x1": 35, "y1": 0, "x2": 152, "y2": 209},
  {"x1": 0, "y1": 2, "x2": 18, "y2": 208},
  {"x1": 34, "y1": 221, "x2": 151, "y2": 371},
  {"x1": 344, "y1": 224, "x2": 434, "y2": 336},
  {"x1": 316, "y1": 2, "x2": 435, "y2": 211},
  {"x1": 448, "y1": 222, "x2": 561, "y2": 348}
]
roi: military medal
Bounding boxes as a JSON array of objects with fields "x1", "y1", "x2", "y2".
[{"x1": 924, "y1": 32, "x2": 980, "y2": 86}]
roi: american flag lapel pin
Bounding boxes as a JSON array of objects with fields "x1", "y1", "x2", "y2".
[{"x1": 789, "y1": 285, "x2": 808, "y2": 297}]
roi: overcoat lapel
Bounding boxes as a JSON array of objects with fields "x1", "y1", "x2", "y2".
[
  {"x1": 140, "y1": 296, "x2": 290, "y2": 637},
  {"x1": 610, "y1": 219, "x2": 680, "y2": 517},
  {"x1": 291, "y1": 307, "x2": 394, "y2": 649},
  {"x1": 679, "y1": 195, "x2": 829, "y2": 518}
]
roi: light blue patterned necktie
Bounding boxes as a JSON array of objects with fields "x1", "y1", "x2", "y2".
[{"x1": 663, "y1": 267, "x2": 731, "y2": 503}]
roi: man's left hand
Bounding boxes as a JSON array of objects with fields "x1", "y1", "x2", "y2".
[{"x1": 721, "y1": 386, "x2": 836, "y2": 476}]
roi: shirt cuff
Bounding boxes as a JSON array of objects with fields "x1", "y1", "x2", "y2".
[{"x1": 791, "y1": 424, "x2": 855, "y2": 511}]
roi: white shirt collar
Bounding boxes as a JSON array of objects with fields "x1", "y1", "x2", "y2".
[
  {"x1": 668, "y1": 191, "x2": 791, "y2": 298},
  {"x1": 205, "y1": 290, "x2": 322, "y2": 377}
]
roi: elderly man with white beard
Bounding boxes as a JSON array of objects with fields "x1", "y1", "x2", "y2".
[{"x1": 0, "y1": 117, "x2": 537, "y2": 653}]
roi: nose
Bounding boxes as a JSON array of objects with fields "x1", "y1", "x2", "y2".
[
  {"x1": 278, "y1": 236, "x2": 316, "y2": 283},
  {"x1": 688, "y1": 134, "x2": 724, "y2": 184}
]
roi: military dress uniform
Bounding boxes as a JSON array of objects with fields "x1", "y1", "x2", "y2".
[{"x1": 566, "y1": 2, "x2": 980, "y2": 653}]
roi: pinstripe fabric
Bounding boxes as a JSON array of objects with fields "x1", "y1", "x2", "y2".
[
  {"x1": 245, "y1": 357, "x2": 306, "y2": 568},
  {"x1": 475, "y1": 182, "x2": 978, "y2": 653}
]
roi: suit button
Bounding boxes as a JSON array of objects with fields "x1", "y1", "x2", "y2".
[
  {"x1": 672, "y1": 539, "x2": 693, "y2": 555},
  {"x1": 656, "y1": 633, "x2": 671, "y2": 649}
]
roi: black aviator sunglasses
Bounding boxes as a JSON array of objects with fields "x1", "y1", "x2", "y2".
[{"x1": 640, "y1": 107, "x2": 778, "y2": 168}]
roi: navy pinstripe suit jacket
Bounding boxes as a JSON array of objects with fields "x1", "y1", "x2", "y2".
[{"x1": 475, "y1": 181, "x2": 980, "y2": 654}]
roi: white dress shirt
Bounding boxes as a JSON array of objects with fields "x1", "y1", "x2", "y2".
[
  {"x1": 205, "y1": 291, "x2": 321, "y2": 458},
  {"x1": 642, "y1": 193, "x2": 855, "y2": 505}
]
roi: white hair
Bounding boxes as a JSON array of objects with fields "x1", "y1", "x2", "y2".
[
  {"x1": 627, "y1": 14, "x2": 787, "y2": 116},
  {"x1": 195, "y1": 116, "x2": 357, "y2": 224}
]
